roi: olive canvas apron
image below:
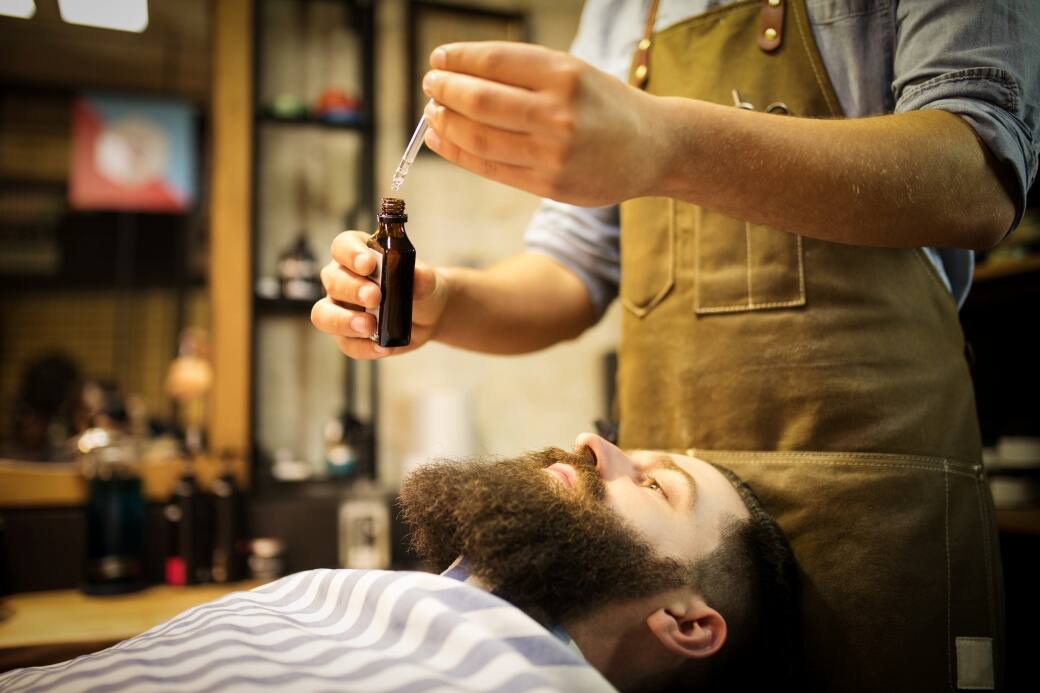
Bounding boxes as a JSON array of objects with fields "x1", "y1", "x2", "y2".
[{"x1": 618, "y1": 1, "x2": 1004, "y2": 690}]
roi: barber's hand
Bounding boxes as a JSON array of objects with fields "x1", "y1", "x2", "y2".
[
  {"x1": 311, "y1": 231, "x2": 449, "y2": 360},
  {"x1": 421, "y1": 41, "x2": 667, "y2": 206}
]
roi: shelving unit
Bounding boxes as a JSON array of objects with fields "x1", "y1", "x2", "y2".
[{"x1": 249, "y1": 0, "x2": 378, "y2": 491}]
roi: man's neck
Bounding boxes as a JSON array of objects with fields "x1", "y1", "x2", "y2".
[{"x1": 564, "y1": 599, "x2": 679, "y2": 692}]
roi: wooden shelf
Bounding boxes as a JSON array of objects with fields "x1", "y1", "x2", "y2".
[
  {"x1": 973, "y1": 255, "x2": 1040, "y2": 282},
  {"x1": 256, "y1": 111, "x2": 369, "y2": 132}
]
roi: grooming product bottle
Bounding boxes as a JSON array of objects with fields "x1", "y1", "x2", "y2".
[
  {"x1": 367, "y1": 197, "x2": 415, "y2": 347},
  {"x1": 82, "y1": 441, "x2": 146, "y2": 595},
  {"x1": 210, "y1": 451, "x2": 248, "y2": 583},
  {"x1": 169, "y1": 457, "x2": 211, "y2": 585}
]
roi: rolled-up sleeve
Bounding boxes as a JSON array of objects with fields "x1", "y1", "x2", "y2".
[
  {"x1": 524, "y1": 200, "x2": 620, "y2": 318},
  {"x1": 522, "y1": 0, "x2": 628, "y2": 319},
  {"x1": 892, "y1": 0, "x2": 1040, "y2": 231}
]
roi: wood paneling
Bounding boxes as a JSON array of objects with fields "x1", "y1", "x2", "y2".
[
  {"x1": 0, "y1": 1, "x2": 210, "y2": 102},
  {"x1": 208, "y1": 0, "x2": 253, "y2": 470}
]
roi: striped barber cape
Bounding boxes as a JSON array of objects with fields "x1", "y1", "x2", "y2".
[{"x1": 0, "y1": 569, "x2": 617, "y2": 692}]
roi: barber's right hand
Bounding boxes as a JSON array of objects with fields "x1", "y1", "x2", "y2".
[{"x1": 311, "y1": 230, "x2": 449, "y2": 360}]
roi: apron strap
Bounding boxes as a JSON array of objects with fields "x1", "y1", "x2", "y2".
[
  {"x1": 758, "y1": 0, "x2": 786, "y2": 52},
  {"x1": 630, "y1": 0, "x2": 660, "y2": 89},
  {"x1": 632, "y1": 0, "x2": 787, "y2": 90}
]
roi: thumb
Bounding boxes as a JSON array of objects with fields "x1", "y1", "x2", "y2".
[{"x1": 413, "y1": 261, "x2": 440, "y2": 301}]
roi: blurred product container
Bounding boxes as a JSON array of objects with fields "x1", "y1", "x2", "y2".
[
  {"x1": 402, "y1": 390, "x2": 477, "y2": 477},
  {"x1": 80, "y1": 427, "x2": 145, "y2": 595}
]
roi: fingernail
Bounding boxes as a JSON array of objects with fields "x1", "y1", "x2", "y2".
[
  {"x1": 425, "y1": 128, "x2": 442, "y2": 150},
  {"x1": 422, "y1": 71, "x2": 439, "y2": 92},
  {"x1": 431, "y1": 47, "x2": 446, "y2": 69},
  {"x1": 374, "y1": 345, "x2": 390, "y2": 355},
  {"x1": 423, "y1": 101, "x2": 435, "y2": 120},
  {"x1": 355, "y1": 256, "x2": 368, "y2": 273},
  {"x1": 351, "y1": 317, "x2": 369, "y2": 334}
]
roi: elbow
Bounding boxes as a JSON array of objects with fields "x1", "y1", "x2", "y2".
[{"x1": 963, "y1": 200, "x2": 1015, "y2": 251}]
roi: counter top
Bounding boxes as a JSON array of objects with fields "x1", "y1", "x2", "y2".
[{"x1": 0, "y1": 580, "x2": 263, "y2": 671}]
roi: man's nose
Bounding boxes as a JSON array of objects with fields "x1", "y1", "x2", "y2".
[{"x1": 574, "y1": 432, "x2": 636, "y2": 481}]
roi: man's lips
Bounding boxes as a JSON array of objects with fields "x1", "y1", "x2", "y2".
[{"x1": 545, "y1": 462, "x2": 577, "y2": 489}]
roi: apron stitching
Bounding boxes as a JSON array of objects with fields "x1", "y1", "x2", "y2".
[
  {"x1": 619, "y1": 199, "x2": 677, "y2": 317},
  {"x1": 745, "y1": 223, "x2": 753, "y2": 306},
  {"x1": 694, "y1": 202, "x2": 702, "y2": 311},
  {"x1": 975, "y1": 474, "x2": 996, "y2": 648},
  {"x1": 795, "y1": 234, "x2": 807, "y2": 300},
  {"x1": 689, "y1": 448, "x2": 970, "y2": 464},
  {"x1": 696, "y1": 224, "x2": 806, "y2": 312},
  {"x1": 696, "y1": 298, "x2": 806, "y2": 312},
  {"x1": 691, "y1": 457, "x2": 979, "y2": 478},
  {"x1": 688, "y1": 449, "x2": 979, "y2": 473},
  {"x1": 945, "y1": 461, "x2": 954, "y2": 692},
  {"x1": 792, "y1": 0, "x2": 840, "y2": 117}
]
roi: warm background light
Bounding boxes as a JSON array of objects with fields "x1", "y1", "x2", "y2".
[
  {"x1": 0, "y1": 0, "x2": 35, "y2": 19},
  {"x1": 57, "y1": 0, "x2": 148, "y2": 32}
]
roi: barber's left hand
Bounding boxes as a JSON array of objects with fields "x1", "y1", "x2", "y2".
[{"x1": 421, "y1": 41, "x2": 667, "y2": 206}]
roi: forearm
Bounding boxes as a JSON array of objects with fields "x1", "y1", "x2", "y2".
[
  {"x1": 653, "y1": 99, "x2": 1016, "y2": 250},
  {"x1": 434, "y1": 253, "x2": 597, "y2": 354}
]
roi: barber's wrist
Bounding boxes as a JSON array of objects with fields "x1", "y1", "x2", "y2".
[{"x1": 645, "y1": 95, "x2": 707, "y2": 201}]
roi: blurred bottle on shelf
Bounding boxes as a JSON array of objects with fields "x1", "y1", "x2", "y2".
[
  {"x1": 166, "y1": 454, "x2": 212, "y2": 586},
  {"x1": 210, "y1": 450, "x2": 248, "y2": 583},
  {"x1": 249, "y1": 538, "x2": 286, "y2": 581},
  {"x1": 324, "y1": 415, "x2": 358, "y2": 478},
  {"x1": 338, "y1": 481, "x2": 390, "y2": 570},
  {"x1": 314, "y1": 88, "x2": 361, "y2": 124},
  {"x1": 80, "y1": 428, "x2": 145, "y2": 595}
]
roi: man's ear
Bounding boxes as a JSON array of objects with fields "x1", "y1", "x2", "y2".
[{"x1": 645, "y1": 595, "x2": 727, "y2": 660}]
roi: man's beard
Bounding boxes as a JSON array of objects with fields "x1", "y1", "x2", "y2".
[{"x1": 398, "y1": 447, "x2": 690, "y2": 625}]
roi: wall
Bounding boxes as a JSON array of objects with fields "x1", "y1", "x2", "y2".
[{"x1": 368, "y1": 0, "x2": 622, "y2": 484}]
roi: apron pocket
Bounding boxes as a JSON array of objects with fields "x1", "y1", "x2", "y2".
[
  {"x1": 619, "y1": 196, "x2": 675, "y2": 318},
  {"x1": 692, "y1": 206, "x2": 806, "y2": 314}
]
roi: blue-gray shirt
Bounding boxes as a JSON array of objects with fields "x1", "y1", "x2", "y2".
[{"x1": 525, "y1": 0, "x2": 1040, "y2": 314}]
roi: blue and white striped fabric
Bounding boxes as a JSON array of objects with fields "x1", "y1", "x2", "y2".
[{"x1": 0, "y1": 569, "x2": 617, "y2": 692}]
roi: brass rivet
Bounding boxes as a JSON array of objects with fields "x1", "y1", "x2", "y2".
[
  {"x1": 764, "y1": 27, "x2": 778, "y2": 41},
  {"x1": 768, "y1": 0, "x2": 781, "y2": 7},
  {"x1": 638, "y1": 38, "x2": 651, "y2": 51},
  {"x1": 634, "y1": 64, "x2": 648, "y2": 80}
]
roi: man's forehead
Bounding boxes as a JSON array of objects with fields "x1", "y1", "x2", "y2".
[{"x1": 628, "y1": 449, "x2": 698, "y2": 468}]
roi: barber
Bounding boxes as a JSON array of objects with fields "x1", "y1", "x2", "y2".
[{"x1": 314, "y1": 1, "x2": 1038, "y2": 690}]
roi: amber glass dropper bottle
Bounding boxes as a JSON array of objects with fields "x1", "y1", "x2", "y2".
[{"x1": 367, "y1": 197, "x2": 416, "y2": 347}]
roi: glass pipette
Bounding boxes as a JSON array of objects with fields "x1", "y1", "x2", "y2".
[{"x1": 391, "y1": 106, "x2": 432, "y2": 193}]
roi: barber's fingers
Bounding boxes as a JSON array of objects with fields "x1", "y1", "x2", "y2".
[
  {"x1": 425, "y1": 127, "x2": 546, "y2": 198},
  {"x1": 430, "y1": 41, "x2": 562, "y2": 91},
  {"x1": 422, "y1": 71, "x2": 551, "y2": 135},
  {"x1": 330, "y1": 230, "x2": 379, "y2": 278},
  {"x1": 425, "y1": 102, "x2": 547, "y2": 168},
  {"x1": 333, "y1": 336, "x2": 397, "y2": 360},
  {"x1": 320, "y1": 261, "x2": 380, "y2": 309},
  {"x1": 311, "y1": 297, "x2": 376, "y2": 340}
]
